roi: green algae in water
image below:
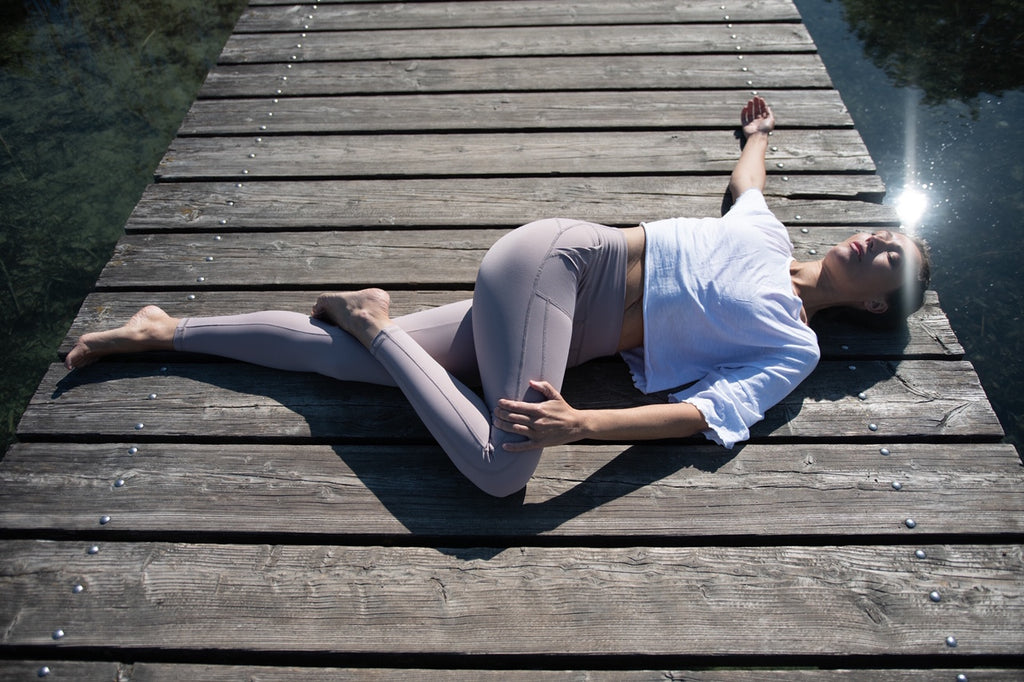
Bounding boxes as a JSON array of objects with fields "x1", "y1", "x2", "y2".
[{"x1": 0, "y1": 0, "x2": 246, "y2": 453}]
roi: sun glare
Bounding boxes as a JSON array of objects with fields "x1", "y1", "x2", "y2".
[{"x1": 895, "y1": 187, "x2": 929, "y2": 230}]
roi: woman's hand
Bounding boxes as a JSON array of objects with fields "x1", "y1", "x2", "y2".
[
  {"x1": 492, "y1": 380, "x2": 586, "y2": 452},
  {"x1": 741, "y1": 96, "x2": 775, "y2": 138}
]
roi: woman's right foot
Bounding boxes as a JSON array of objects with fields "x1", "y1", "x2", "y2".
[
  {"x1": 311, "y1": 289, "x2": 392, "y2": 348},
  {"x1": 65, "y1": 305, "x2": 178, "y2": 369}
]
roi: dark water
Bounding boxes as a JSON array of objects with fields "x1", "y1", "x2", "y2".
[
  {"x1": 1, "y1": 0, "x2": 1021, "y2": 453},
  {"x1": 793, "y1": 0, "x2": 1023, "y2": 452},
  {"x1": 0, "y1": 0, "x2": 246, "y2": 453}
]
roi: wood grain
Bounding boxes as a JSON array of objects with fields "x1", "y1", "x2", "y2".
[
  {"x1": 219, "y1": 24, "x2": 815, "y2": 64},
  {"x1": 155, "y1": 130, "x2": 874, "y2": 180},
  {"x1": 200, "y1": 54, "x2": 835, "y2": 97},
  {"x1": 2, "y1": 540, "x2": 1021, "y2": 655},
  {"x1": 179, "y1": 90, "x2": 854, "y2": 135},
  {"x1": 2, "y1": 442, "x2": 1020, "y2": 537},
  {"x1": 237, "y1": 0, "x2": 802, "y2": 32},
  {"x1": 125, "y1": 176, "x2": 890, "y2": 233}
]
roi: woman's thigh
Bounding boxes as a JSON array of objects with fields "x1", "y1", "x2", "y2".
[{"x1": 471, "y1": 218, "x2": 627, "y2": 427}]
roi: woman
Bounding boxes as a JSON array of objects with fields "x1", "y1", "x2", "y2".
[{"x1": 66, "y1": 98, "x2": 930, "y2": 497}]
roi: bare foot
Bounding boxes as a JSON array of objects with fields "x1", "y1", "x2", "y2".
[
  {"x1": 311, "y1": 289, "x2": 392, "y2": 348},
  {"x1": 65, "y1": 305, "x2": 179, "y2": 369}
]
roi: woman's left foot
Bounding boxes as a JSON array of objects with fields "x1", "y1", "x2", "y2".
[{"x1": 311, "y1": 289, "x2": 392, "y2": 348}]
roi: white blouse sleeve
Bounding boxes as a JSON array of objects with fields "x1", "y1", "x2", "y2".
[{"x1": 671, "y1": 341, "x2": 820, "y2": 448}]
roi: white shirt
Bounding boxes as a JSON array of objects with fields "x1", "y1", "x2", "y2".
[{"x1": 622, "y1": 189, "x2": 820, "y2": 447}]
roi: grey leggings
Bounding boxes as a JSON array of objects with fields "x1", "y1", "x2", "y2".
[{"x1": 174, "y1": 218, "x2": 628, "y2": 496}]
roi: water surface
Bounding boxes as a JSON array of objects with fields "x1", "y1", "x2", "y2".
[{"x1": 0, "y1": 0, "x2": 246, "y2": 452}]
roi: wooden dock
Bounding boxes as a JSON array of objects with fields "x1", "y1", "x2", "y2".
[{"x1": 3, "y1": 0, "x2": 1022, "y2": 678}]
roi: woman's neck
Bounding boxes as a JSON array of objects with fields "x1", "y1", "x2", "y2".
[{"x1": 790, "y1": 258, "x2": 843, "y2": 321}]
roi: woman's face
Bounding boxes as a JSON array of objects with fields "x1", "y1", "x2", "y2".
[{"x1": 823, "y1": 230, "x2": 923, "y2": 307}]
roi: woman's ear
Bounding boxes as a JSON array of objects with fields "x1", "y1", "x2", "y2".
[{"x1": 864, "y1": 299, "x2": 889, "y2": 314}]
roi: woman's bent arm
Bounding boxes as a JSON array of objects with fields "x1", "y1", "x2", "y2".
[{"x1": 494, "y1": 380, "x2": 708, "y2": 451}]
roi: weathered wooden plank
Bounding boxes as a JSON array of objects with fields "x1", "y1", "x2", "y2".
[
  {"x1": 124, "y1": 176, "x2": 890, "y2": 233},
  {"x1": 155, "y1": 130, "x2": 874, "y2": 180},
  {"x1": 60, "y1": 289, "x2": 962, "y2": 361},
  {"x1": 0, "y1": 663, "x2": 122, "y2": 680},
  {"x1": 94, "y1": 227, "x2": 893, "y2": 290},
  {"x1": 219, "y1": 25, "x2": 815, "y2": 64},
  {"x1": 3, "y1": 442, "x2": 1020, "y2": 537},
  {"x1": 73, "y1": 664, "x2": 1024, "y2": 682},
  {"x1": 199, "y1": 55, "x2": 835, "y2": 97},
  {"x1": 2, "y1": 540, "x2": 1021, "y2": 655},
  {"x1": 237, "y1": 0, "x2": 802, "y2": 32},
  {"x1": 179, "y1": 90, "x2": 854, "y2": 136},
  {"x1": 18, "y1": 360, "x2": 1003, "y2": 442}
]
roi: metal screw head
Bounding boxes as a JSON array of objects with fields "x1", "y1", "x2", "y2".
[
  {"x1": 880, "y1": 447, "x2": 891, "y2": 456},
  {"x1": 905, "y1": 518, "x2": 917, "y2": 529},
  {"x1": 849, "y1": 365, "x2": 857, "y2": 371},
  {"x1": 52, "y1": 629, "x2": 65, "y2": 640},
  {"x1": 219, "y1": 219, "x2": 227, "y2": 225},
  {"x1": 891, "y1": 481, "x2": 902, "y2": 490},
  {"x1": 205, "y1": 256, "x2": 215, "y2": 262},
  {"x1": 858, "y1": 392, "x2": 867, "y2": 400},
  {"x1": 808, "y1": 249, "x2": 817, "y2": 255},
  {"x1": 214, "y1": 235, "x2": 223, "y2": 241},
  {"x1": 99, "y1": 515, "x2": 111, "y2": 525},
  {"x1": 776, "y1": 162, "x2": 785, "y2": 168},
  {"x1": 957, "y1": 674, "x2": 968, "y2": 682},
  {"x1": 38, "y1": 666, "x2": 51, "y2": 677},
  {"x1": 868, "y1": 423, "x2": 878, "y2": 431},
  {"x1": 196, "y1": 277, "x2": 206, "y2": 283},
  {"x1": 915, "y1": 549, "x2": 927, "y2": 559},
  {"x1": 87, "y1": 545, "x2": 99, "y2": 555},
  {"x1": 114, "y1": 479, "x2": 125, "y2": 488},
  {"x1": 134, "y1": 423, "x2": 144, "y2": 430},
  {"x1": 72, "y1": 584, "x2": 84, "y2": 593},
  {"x1": 186, "y1": 294, "x2": 196, "y2": 301},
  {"x1": 148, "y1": 393, "x2": 157, "y2": 400},
  {"x1": 930, "y1": 591, "x2": 941, "y2": 602},
  {"x1": 128, "y1": 446, "x2": 138, "y2": 455},
  {"x1": 800, "y1": 227, "x2": 809, "y2": 233},
  {"x1": 946, "y1": 635, "x2": 957, "y2": 647}
]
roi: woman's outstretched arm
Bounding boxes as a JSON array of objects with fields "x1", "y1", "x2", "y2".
[
  {"x1": 728, "y1": 96, "x2": 775, "y2": 199},
  {"x1": 493, "y1": 380, "x2": 708, "y2": 451}
]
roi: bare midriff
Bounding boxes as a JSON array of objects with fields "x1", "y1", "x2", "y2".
[{"x1": 617, "y1": 225, "x2": 646, "y2": 352}]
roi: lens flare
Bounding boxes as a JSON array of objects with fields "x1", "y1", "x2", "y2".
[{"x1": 895, "y1": 188, "x2": 928, "y2": 230}]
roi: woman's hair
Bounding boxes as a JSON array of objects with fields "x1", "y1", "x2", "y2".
[{"x1": 841, "y1": 234, "x2": 932, "y2": 329}]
